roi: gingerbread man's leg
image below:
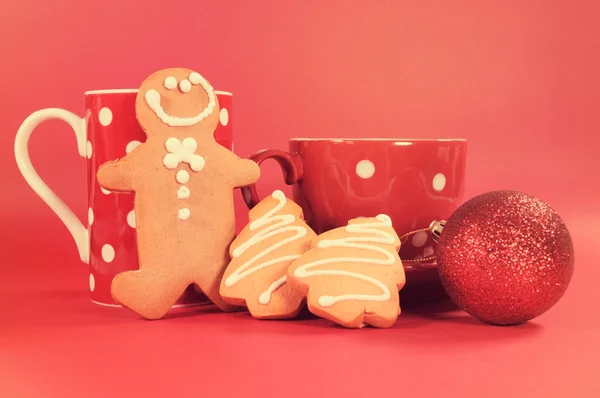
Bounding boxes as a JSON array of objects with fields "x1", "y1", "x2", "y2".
[
  {"x1": 193, "y1": 260, "x2": 241, "y2": 313},
  {"x1": 111, "y1": 269, "x2": 190, "y2": 320}
]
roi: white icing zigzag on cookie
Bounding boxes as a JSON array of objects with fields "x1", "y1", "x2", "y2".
[
  {"x1": 293, "y1": 215, "x2": 397, "y2": 307},
  {"x1": 224, "y1": 190, "x2": 308, "y2": 304}
]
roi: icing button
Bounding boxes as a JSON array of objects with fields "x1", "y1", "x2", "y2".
[
  {"x1": 177, "y1": 186, "x2": 191, "y2": 199},
  {"x1": 176, "y1": 170, "x2": 190, "y2": 184},
  {"x1": 178, "y1": 208, "x2": 191, "y2": 220}
]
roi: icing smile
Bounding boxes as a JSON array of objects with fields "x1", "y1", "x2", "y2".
[{"x1": 144, "y1": 72, "x2": 216, "y2": 127}]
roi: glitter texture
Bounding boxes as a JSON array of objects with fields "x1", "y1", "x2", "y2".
[{"x1": 436, "y1": 190, "x2": 574, "y2": 325}]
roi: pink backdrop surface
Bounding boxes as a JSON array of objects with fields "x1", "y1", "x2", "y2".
[{"x1": 1, "y1": 1, "x2": 599, "y2": 397}]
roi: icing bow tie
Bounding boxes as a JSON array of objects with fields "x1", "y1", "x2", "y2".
[{"x1": 163, "y1": 137, "x2": 205, "y2": 172}]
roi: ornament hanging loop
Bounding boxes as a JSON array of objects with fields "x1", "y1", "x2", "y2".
[
  {"x1": 398, "y1": 220, "x2": 447, "y2": 263},
  {"x1": 429, "y1": 220, "x2": 446, "y2": 243}
]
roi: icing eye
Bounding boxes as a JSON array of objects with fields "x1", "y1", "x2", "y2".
[
  {"x1": 164, "y1": 76, "x2": 177, "y2": 90},
  {"x1": 179, "y1": 79, "x2": 192, "y2": 93},
  {"x1": 189, "y1": 72, "x2": 202, "y2": 84}
]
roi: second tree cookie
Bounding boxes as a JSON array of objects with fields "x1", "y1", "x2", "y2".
[{"x1": 287, "y1": 215, "x2": 406, "y2": 328}]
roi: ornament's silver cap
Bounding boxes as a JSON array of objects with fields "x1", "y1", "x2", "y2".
[{"x1": 429, "y1": 220, "x2": 446, "y2": 243}]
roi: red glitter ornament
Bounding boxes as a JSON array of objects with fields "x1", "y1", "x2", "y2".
[{"x1": 431, "y1": 191, "x2": 574, "y2": 325}]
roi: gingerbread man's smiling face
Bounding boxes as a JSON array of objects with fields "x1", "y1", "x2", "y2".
[{"x1": 135, "y1": 68, "x2": 220, "y2": 138}]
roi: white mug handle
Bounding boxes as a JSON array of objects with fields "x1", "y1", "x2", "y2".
[{"x1": 14, "y1": 108, "x2": 90, "y2": 264}]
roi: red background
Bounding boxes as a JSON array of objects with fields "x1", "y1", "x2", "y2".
[{"x1": 1, "y1": 0, "x2": 599, "y2": 397}]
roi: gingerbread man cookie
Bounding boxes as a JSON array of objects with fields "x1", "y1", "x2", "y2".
[
  {"x1": 96, "y1": 68, "x2": 260, "y2": 319},
  {"x1": 287, "y1": 215, "x2": 406, "y2": 328},
  {"x1": 220, "y1": 190, "x2": 316, "y2": 319}
]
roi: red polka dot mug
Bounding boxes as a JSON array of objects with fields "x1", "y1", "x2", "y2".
[
  {"x1": 15, "y1": 89, "x2": 233, "y2": 306},
  {"x1": 241, "y1": 138, "x2": 468, "y2": 302}
]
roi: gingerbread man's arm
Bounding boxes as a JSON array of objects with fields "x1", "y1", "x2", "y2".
[
  {"x1": 232, "y1": 157, "x2": 261, "y2": 188},
  {"x1": 97, "y1": 156, "x2": 136, "y2": 192},
  {"x1": 212, "y1": 145, "x2": 260, "y2": 188}
]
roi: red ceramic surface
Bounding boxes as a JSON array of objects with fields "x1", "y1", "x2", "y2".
[
  {"x1": 17, "y1": 90, "x2": 233, "y2": 306},
  {"x1": 243, "y1": 138, "x2": 467, "y2": 300}
]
